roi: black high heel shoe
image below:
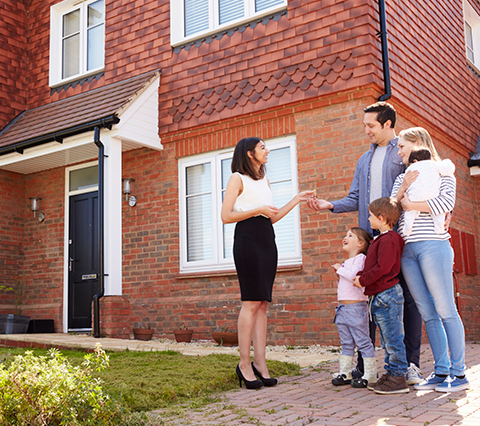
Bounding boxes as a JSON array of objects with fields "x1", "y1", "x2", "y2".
[
  {"x1": 252, "y1": 363, "x2": 278, "y2": 387},
  {"x1": 236, "y1": 364, "x2": 263, "y2": 389}
]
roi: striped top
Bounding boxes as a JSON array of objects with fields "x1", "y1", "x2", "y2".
[{"x1": 391, "y1": 173, "x2": 456, "y2": 243}]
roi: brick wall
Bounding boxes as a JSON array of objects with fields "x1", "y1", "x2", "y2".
[
  {"x1": 19, "y1": 167, "x2": 66, "y2": 331},
  {"x1": 0, "y1": 170, "x2": 25, "y2": 312},
  {"x1": 0, "y1": 0, "x2": 28, "y2": 129},
  {"x1": 122, "y1": 89, "x2": 480, "y2": 344}
]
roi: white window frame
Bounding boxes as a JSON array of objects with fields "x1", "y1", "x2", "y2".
[
  {"x1": 170, "y1": 0, "x2": 287, "y2": 47},
  {"x1": 464, "y1": 0, "x2": 480, "y2": 71},
  {"x1": 49, "y1": 0, "x2": 105, "y2": 87},
  {"x1": 178, "y1": 135, "x2": 302, "y2": 274}
]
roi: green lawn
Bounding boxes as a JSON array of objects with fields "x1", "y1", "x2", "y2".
[{"x1": 0, "y1": 346, "x2": 301, "y2": 413}]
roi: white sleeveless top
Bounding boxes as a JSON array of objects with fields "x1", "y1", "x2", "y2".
[{"x1": 233, "y1": 172, "x2": 274, "y2": 214}]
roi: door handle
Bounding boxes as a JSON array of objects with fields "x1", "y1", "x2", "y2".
[{"x1": 69, "y1": 257, "x2": 74, "y2": 272}]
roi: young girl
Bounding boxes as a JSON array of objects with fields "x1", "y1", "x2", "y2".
[{"x1": 332, "y1": 227, "x2": 377, "y2": 388}]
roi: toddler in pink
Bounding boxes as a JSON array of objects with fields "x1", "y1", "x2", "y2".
[{"x1": 331, "y1": 227, "x2": 377, "y2": 388}]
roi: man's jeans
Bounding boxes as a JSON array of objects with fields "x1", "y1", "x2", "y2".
[{"x1": 371, "y1": 284, "x2": 408, "y2": 377}]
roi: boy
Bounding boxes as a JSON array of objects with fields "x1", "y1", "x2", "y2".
[{"x1": 353, "y1": 197, "x2": 408, "y2": 394}]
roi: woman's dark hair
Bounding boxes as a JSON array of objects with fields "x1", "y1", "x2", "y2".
[
  {"x1": 231, "y1": 137, "x2": 266, "y2": 180},
  {"x1": 350, "y1": 227, "x2": 373, "y2": 255}
]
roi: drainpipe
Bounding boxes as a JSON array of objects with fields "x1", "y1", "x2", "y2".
[
  {"x1": 377, "y1": 0, "x2": 392, "y2": 101},
  {"x1": 93, "y1": 126, "x2": 105, "y2": 338}
]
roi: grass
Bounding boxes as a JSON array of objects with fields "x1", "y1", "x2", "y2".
[{"x1": 0, "y1": 346, "x2": 301, "y2": 413}]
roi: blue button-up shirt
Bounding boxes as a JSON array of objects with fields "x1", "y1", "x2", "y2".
[{"x1": 331, "y1": 137, "x2": 405, "y2": 235}]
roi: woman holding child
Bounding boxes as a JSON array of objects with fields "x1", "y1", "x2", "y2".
[{"x1": 391, "y1": 127, "x2": 469, "y2": 392}]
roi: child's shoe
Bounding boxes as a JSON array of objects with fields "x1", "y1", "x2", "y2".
[
  {"x1": 373, "y1": 375, "x2": 409, "y2": 394},
  {"x1": 414, "y1": 372, "x2": 447, "y2": 390},
  {"x1": 351, "y1": 357, "x2": 377, "y2": 388},
  {"x1": 435, "y1": 375, "x2": 470, "y2": 393},
  {"x1": 331, "y1": 355, "x2": 354, "y2": 386},
  {"x1": 367, "y1": 373, "x2": 389, "y2": 391}
]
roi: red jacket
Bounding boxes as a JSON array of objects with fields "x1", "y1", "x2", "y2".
[{"x1": 359, "y1": 230, "x2": 405, "y2": 296}]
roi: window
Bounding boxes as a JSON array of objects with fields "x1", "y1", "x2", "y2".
[
  {"x1": 464, "y1": 0, "x2": 480, "y2": 69},
  {"x1": 171, "y1": 0, "x2": 287, "y2": 46},
  {"x1": 50, "y1": 0, "x2": 105, "y2": 87},
  {"x1": 179, "y1": 136, "x2": 303, "y2": 273}
]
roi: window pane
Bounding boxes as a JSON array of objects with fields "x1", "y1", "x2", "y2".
[
  {"x1": 266, "y1": 147, "x2": 291, "y2": 182},
  {"x1": 87, "y1": 24, "x2": 105, "y2": 70},
  {"x1": 255, "y1": 0, "x2": 283, "y2": 13},
  {"x1": 466, "y1": 21, "x2": 475, "y2": 62},
  {"x1": 63, "y1": 10, "x2": 80, "y2": 37},
  {"x1": 88, "y1": 0, "x2": 104, "y2": 26},
  {"x1": 186, "y1": 163, "x2": 213, "y2": 261},
  {"x1": 186, "y1": 163, "x2": 211, "y2": 195},
  {"x1": 70, "y1": 166, "x2": 98, "y2": 191},
  {"x1": 219, "y1": 0, "x2": 244, "y2": 25},
  {"x1": 187, "y1": 194, "x2": 213, "y2": 261},
  {"x1": 271, "y1": 181, "x2": 295, "y2": 254},
  {"x1": 63, "y1": 34, "x2": 80, "y2": 78},
  {"x1": 185, "y1": 0, "x2": 209, "y2": 36}
]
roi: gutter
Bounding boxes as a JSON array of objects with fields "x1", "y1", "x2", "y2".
[
  {"x1": 377, "y1": 0, "x2": 392, "y2": 101},
  {"x1": 93, "y1": 126, "x2": 106, "y2": 338},
  {"x1": 0, "y1": 115, "x2": 120, "y2": 156}
]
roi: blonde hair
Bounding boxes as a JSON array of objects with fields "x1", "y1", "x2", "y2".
[{"x1": 398, "y1": 127, "x2": 441, "y2": 161}]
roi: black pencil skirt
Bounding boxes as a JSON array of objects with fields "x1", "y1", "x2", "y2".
[{"x1": 233, "y1": 216, "x2": 278, "y2": 302}]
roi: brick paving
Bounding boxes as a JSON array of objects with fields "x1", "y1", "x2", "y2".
[{"x1": 154, "y1": 343, "x2": 480, "y2": 426}]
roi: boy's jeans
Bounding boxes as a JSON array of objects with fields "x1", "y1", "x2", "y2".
[{"x1": 371, "y1": 284, "x2": 408, "y2": 377}]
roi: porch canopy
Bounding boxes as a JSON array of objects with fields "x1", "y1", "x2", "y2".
[
  {"x1": 0, "y1": 69, "x2": 162, "y2": 174},
  {"x1": 0, "y1": 70, "x2": 162, "y2": 328}
]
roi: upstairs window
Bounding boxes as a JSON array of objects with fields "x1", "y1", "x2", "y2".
[
  {"x1": 50, "y1": 0, "x2": 105, "y2": 87},
  {"x1": 464, "y1": 0, "x2": 480, "y2": 70},
  {"x1": 171, "y1": 0, "x2": 287, "y2": 46}
]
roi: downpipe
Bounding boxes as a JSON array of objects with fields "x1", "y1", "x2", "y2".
[
  {"x1": 377, "y1": 0, "x2": 392, "y2": 101},
  {"x1": 93, "y1": 126, "x2": 105, "y2": 338}
]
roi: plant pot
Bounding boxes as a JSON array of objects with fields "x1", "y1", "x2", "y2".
[
  {"x1": 212, "y1": 331, "x2": 238, "y2": 346},
  {"x1": 174, "y1": 329, "x2": 193, "y2": 343},
  {"x1": 133, "y1": 328, "x2": 154, "y2": 341},
  {"x1": 0, "y1": 314, "x2": 31, "y2": 334}
]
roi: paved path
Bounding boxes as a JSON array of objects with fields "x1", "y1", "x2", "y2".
[
  {"x1": 2, "y1": 334, "x2": 479, "y2": 425},
  {"x1": 152, "y1": 343, "x2": 480, "y2": 426}
]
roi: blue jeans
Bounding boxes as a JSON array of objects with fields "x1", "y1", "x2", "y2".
[
  {"x1": 401, "y1": 240, "x2": 466, "y2": 376},
  {"x1": 371, "y1": 284, "x2": 408, "y2": 377}
]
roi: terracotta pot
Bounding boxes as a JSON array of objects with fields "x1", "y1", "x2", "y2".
[
  {"x1": 174, "y1": 329, "x2": 193, "y2": 343},
  {"x1": 133, "y1": 328, "x2": 154, "y2": 341},
  {"x1": 211, "y1": 331, "x2": 238, "y2": 346}
]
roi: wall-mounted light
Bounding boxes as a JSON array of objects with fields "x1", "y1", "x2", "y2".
[
  {"x1": 29, "y1": 197, "x2": 41, "y2": 217},
  {"x1": 29, "y1": 197, "x2": 45, "y2": 222},
  {"x1": 122, "y1": 178, "x2": 137, "y2": 207}
]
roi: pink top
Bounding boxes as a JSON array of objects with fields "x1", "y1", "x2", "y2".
[{"x1": 337, "y1": 253, "x2": 368, "y2": 301}]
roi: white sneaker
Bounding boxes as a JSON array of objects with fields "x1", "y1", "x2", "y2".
[{"x1": 406, "y1": 363, "x2": 423, "y2": 385}]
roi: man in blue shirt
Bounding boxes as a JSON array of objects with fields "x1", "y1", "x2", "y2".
[{"x1": 308, "y1": 102, "x2": 423, "y2": 386}]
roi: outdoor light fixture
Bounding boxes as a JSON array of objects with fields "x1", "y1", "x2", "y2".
[
  {"x1": 29, "y1": 197, "x2": 41, "y2": 217},
  {"x1": 122, "y1": 178, "x2": 137, "y2": 207},
  {"x1": 29, "y1": 197, "x2": 45, "y2": 222}
]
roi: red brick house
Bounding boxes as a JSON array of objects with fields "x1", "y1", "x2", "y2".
[{"x1": 0, "y1": 0, "x2": 479, "y2": 345}]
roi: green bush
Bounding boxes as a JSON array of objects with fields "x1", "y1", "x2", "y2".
[{"x1": 0, "y1": 343, "x2": 129, "y2": 426}]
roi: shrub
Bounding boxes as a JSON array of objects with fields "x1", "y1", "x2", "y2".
[{"x1": 0, "y1": 343, "x2": 128, "y2": 426}]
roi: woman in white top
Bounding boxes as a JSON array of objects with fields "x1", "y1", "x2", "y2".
[
  {"x1": 391, "y1": 127, "x2": 469, "y2": 393},
  {"x1": 221, "y1": 137, "x2": 312, "y2": 389}
]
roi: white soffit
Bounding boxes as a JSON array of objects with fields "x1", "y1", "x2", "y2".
[{"x1": 0, "y1": 76, "x2": 162, "y2": 175}]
